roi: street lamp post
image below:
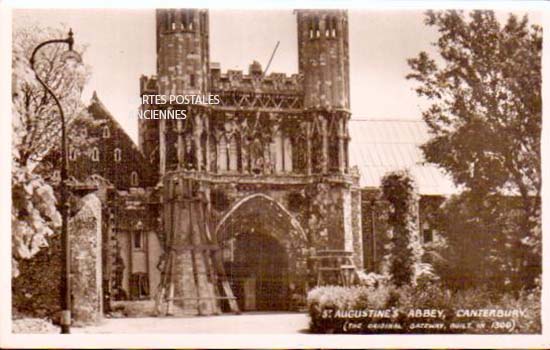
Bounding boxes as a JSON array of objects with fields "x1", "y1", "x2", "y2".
[{"x1": 30, "y1": 29, "x2": 82, "y2": 334}]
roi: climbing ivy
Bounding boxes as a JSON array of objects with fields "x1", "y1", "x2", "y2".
[{"x1": 381, "y1": 171, "x2": 423, "y2": 287}]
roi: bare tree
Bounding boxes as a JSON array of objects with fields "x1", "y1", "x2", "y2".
[{"x1": 11, "y1": 24, "x2": 91, "y2": 277}]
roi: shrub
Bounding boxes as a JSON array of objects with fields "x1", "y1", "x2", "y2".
[
  {"x1": 12, "y1": 234, "x2": 61, "y2": 319},
  {"x1": 307, "y1": 285, "x2": 393, "y2": 333}
]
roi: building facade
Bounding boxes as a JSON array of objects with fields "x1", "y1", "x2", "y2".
[
  {"x1": 41, "y1": 93, "x2": 162, "y2": 305},
  {"x1": 138, "y1": 9, "x2": 363, "y2": 311}
]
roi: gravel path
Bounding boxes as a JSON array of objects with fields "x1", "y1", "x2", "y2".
[
  {"x1": 73, "y1": 312, "x2": 310, "y2": 334},
  {"x1": 12, "y1": 318, "x2": 60, "y2": 333}
]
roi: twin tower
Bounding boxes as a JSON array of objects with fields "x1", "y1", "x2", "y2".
[{"x1": 153, "y1": 9, "x2": 350, "y2": 109}]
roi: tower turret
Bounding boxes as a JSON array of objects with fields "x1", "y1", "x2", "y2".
[
  {"x1": 296, "y1": 10, "x2": 350, "y2": 110},
  {"x1": 296, "y1": 10, "x2": 351, "y2": 174},
  {"x1": 156, "y1": 8, "x2": 210, "y2": 95}
]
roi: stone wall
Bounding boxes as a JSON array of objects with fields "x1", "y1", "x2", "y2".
[
  {"x1": 69, "y1": 193, "x2": 103, "y2": 325},
  {"x1": 12, "y1": 192, "x2": 105, "y2": 325}
]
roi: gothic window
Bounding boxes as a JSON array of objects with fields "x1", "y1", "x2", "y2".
[
  {"x1": 324, "y1": 17, "x2": 338, "y2": 38},
  {"x1": 217, "y1": 135, "x2": 228, "y2": 172},
  {"x1": 183, "y1": 135, "x2": 196, "y2": 170},
  {"x1": 315, "y1": 18, "x2": 321, "y2": 38},
  {"x1": 229, "y1": 134, "x2": 243, "y2": 172},
  {"x1": 102, "y1": 125, "x2": 110, "y2": 138},
  {"x1": 328, "y1": 120, "x2": 340, "y2": 173},
  {"x1": 133, "y1": 230, "x2": 144, "y2": 250},
  {"x1": 209, "y1": 133, "x2": 218, "y2": 172},
  {"x1": 91, "y1": 147, "x2": 99, "y2": 162},
  {"x1": 328, "y1": 138, "x2": 340, "y2": 172},
  {"x1": 292, "y1": 134, "x2": 307, "y2": 174},
  {"x1": 308, "y1": 20, "x2": 314, "y2": 39},
  {"x1": 249, "y1": 137, "x2": 264, "y2": 175},
  {"x1": 166, "y1": 122, "x2": 178, "y2": 170},
  {"x1": 164, "y1": 12, "x2": 170, "y2": 30},
  {"x1": 114, "y1": 148, "x2": 122, "y2": 162},
  {"x1": 228, "y1": 135, "x2": 239, "y2": 171},
  {"x1": 271, "y1": 130, "x2": 292, "y2": 173},
  {"x1": 344, "y1": 136, "x2": 349, "y2": 173},
  {"x1": 131, "y1": 171, "x2": 139, "y2": 187},
  {"x1": 283, "y1": 134, "x2": 292, "y2": 172},
  {"x1": 311, "y1": 123, "x2": 323, "y2": 173},
  {"x1": 272, "y1": 130, "x2": 284, "y2": 173},
  {"x1": 200, "y1": 130, "x2": 208, "y2": 171},
  {"x1": 181, "y1": 11, "x2": 187, "y2": 30},
  {"x1": 190, "y1": 74, "x2": 196, "y2": 88},
  {"x1": 237, "y1": 136, "x2": 244, "y2": 172}
]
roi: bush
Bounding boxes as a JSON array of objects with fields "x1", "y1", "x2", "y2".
[
  {"x1": 12, "y1": 234, "x2": 61, "y2": 319},
  {"x1": 307, "y1": 285, "x2": 393, "y2": 333},
  {"x1": 433, "y1": 192, "x2": 541, "y2": 292}
]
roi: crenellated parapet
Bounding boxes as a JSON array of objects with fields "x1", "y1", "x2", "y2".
[
  {"x1": 210, "y1": 61, "x2": 303, "y2": 95},
  {"x1": 140, "y1": 75, "x2": 158, "y2": 96}
]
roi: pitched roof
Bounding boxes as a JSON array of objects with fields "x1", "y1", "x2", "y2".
[
  {"x1": 85, "y1": 92, "x2": 158, "y2": 188},
  {"x1": 348, "y1": 119, "x2": 457, "y2": 196},
  {"x1": 88, "y1": 92, "x2": 144, "y2": 157}
]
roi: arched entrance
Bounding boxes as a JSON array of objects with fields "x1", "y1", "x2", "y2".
[
  {"x1": 225, "y1": 232, "x2": 288, "y2": 311},
  {"x1": 215, "y1": 194, "x2": 306, "y2": 311}
]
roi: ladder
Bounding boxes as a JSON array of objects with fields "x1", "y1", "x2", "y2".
[{"x1": 312, "y1": 250, "x2": 359, "y2": 287}]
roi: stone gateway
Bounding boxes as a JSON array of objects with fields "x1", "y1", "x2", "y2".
[{"x1": 138, "y1": 9, "x2": 363, "y2": 312}]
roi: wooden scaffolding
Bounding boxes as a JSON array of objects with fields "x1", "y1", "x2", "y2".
[
  {"x1": 312, "y1": 250, "x2": 359, "y2": 287},
  {"x1": 155, "y1": 178, "x2": 239, "y2": 316}
]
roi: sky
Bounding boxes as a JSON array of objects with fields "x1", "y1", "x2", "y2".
[{"x1": 13, "y1": 8, "x2": 540, "y2": 142}]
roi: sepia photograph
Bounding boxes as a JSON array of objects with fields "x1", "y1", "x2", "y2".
[{"x1": 1, "y1": 1, "x2": 548, "y2": 348}]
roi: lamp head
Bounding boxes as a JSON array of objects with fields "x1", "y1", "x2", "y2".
[
  {"x1": 61, "y1": 29, "x2": 82, "y2": 67},
  {"x1": 61, "y1": 49, "x2": 82, "y2": 65}
]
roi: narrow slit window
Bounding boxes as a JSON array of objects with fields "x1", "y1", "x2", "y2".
[
  {"x1": 69, "y1": 148, "x2": 78, "y2": 161},
  {"x1": 91, "y1": 147, "x2": 99, "y2": 162},
  {"x1": 114, "y1": 148, "x2": 122, "y2": 162},
  {"x1": 102, "y1": 125, "x2": 110, "y2": 138},
  {"x1": 133, "y1": 230, "x2": 144, "y2": 250},
  {"x1": 131, "y1": 171, "x2": 139, "y2": 186}
]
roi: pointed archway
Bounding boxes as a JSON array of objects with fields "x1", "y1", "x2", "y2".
[{"x1": 214, "y1": 194, "x2": 307, "y2": 311}]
